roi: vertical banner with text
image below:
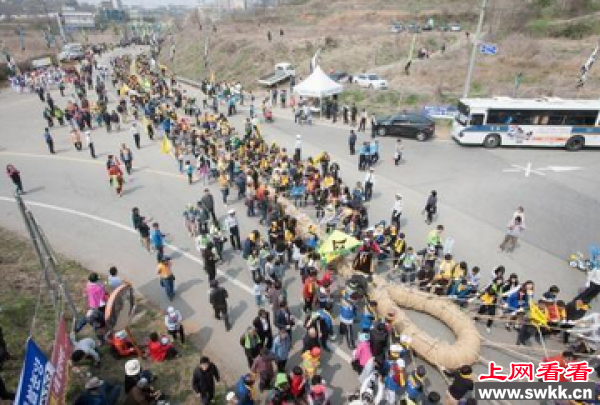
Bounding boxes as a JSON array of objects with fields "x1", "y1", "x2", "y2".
[
  {"x1": 47, "y1": 317, "x2": 72, "y2": 405},
  {"x1": 15, "y1": 338, "x2": 55, "y2": 405}
]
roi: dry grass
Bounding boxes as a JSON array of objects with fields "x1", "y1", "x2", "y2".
[
  {"x1": 0, "y1": 227, "x2": 227, "y2": 405},
  {"x1": 163, "y1": 0, "x2": 599, "y2": 112}
]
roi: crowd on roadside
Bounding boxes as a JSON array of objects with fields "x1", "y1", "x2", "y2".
[{"x1": 4, "y1": 43, "x2": 600, "y2": 405}]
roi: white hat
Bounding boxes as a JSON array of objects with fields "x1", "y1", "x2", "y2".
[
  {"x1": 396, "y1": 193, "x2": 402, "y2": 198},
  {"x1": 85, "y1": 376, "x2": 104, "y2": 390},
  {"x1": 296, "y1": 134, "x2": 301, "y2": 139},
  {"x1": 395, "y1": 358, "x2": 406, "y2": 368},
  {"x1": 115, "y1": 330, "x2": 127, "y2": 340},
  {"x1": 167, "y1": 306, "x2": 175, "y2": 314},
  {"x1": 228, "y1": 209, "x2": 235, "y2": 214},
  {"x1": 125, "y1": 359, "x2": 141, "y2": 376},
  {"x1": 226, "y1": 392, "x2": 236, "y2": 401},
  {"x1": 400, "y1": 335, "x2": 412, "y2": 344},
  {"x1": 160, "y1": 336, "x2": 170, "y2": 345}
]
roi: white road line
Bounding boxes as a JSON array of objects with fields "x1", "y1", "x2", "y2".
[{"x1": 0, "y1": 196, "x2": 352, "y2": 363}]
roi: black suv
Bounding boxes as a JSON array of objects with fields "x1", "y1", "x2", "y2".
[{"x1": 373, "y1": 113, "x2": 435, "y2": 141}]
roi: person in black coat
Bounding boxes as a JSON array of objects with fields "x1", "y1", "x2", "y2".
[
  {"x1": 192, "y1": 356, "x2": 220, "y2": 405},
  {"x1": 274, "y1": 301, "x2": 294, "y2": 337},
  {"x1": 253, "y1": 309, "x2": 274, "y2": 349},
  {"x1": 369, "y1": 322, "x2": 389, "y2": 365}
]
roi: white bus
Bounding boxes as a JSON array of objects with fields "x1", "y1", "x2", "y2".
[{"x1": 452, "y1": 97, "x2": 600, "y2": 151}]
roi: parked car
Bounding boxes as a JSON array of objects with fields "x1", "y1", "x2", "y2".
[
  {"x1": 58, "y1": 43, "x2": 85, "y2": 62},
  {"x1": 438, "y1": 24, "x2": 450, "y2": 32},
  {"x1": 422, "y1": 23, "x2": 434, "y2": 31},
  {"x1": 449, "y1": 23, "x2": 462, "y2": 32},
  {"x1": 329, "y1": 70, "x2": 348, "y2": 83},
  {"x1": 390, "y1": 22, "x2": 404, "y2": 33},
  {"x1": 353, "y1": 73, "x2": 388, "y2": 90},
  {"x1": 407, "y1": 23, "x2": 421, "y2": 33},
  {"x1": 372, "y1": 112, "x2": 435, "y2": 141}
]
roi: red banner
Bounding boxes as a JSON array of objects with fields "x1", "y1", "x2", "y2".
[{"x1": 47, "y1": 316, "x2": 72, "y2": 405}]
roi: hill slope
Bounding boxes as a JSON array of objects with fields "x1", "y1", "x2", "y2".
[{"x1": 163, "y1": 0, "x2": 600, "y2": 112}]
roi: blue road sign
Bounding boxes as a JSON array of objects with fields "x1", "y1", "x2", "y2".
[{"x1": 479, "y1": 43, "x2": 498, "y2": 55}]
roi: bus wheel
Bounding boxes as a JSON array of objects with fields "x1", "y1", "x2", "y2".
[
  {"x1": 483, "y1": 134, "x2": 501, "y2": 148},
  {"x1": 565, "y1": 136, "x2": 585, "y2": 151}
]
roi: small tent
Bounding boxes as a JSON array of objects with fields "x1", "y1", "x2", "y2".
[{"x1": 293, "y1": 65, "x2": 343, "y2": 98}]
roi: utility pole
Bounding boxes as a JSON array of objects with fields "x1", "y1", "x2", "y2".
[
  {"x1": 56, "y1": 13, "x2": 67, "y2": 44},
  {"x1": 462, "y1": 0, "x2": 488, "y2": 98}
]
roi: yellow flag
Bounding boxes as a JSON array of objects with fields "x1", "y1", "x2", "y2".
[
  {"x1": 161, "y1": 137, "x2": 172, "y2": 154},
  {"x1": 529, "y1": 302, "x2": 548, "y2": 328}
]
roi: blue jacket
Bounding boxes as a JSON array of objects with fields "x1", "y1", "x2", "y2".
[
  {"x1": 506, "y1": 290, "x2": 531, "y2": 312},
  {"x1": 271, "y1": 334, "x2": 291, "y2": 360},
  {"x1": 235, "y1": 378, "x2": 254, "y2": 405},
  {"x1": 339, "y1": 302, "x2": 356, "y2": 323}
]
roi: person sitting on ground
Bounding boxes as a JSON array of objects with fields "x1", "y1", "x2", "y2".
[
  {"x1": 124, "y1": 377, "x2": 163, "y2": 405},
  {"x1": 109, "y1": 330, "x2": 136, "y2": 358},
  {"x1": 146, "y1": 332, "x2": 178, "y2": 362}
]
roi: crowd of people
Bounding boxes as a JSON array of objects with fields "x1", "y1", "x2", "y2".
[{"x1": 4, "y1": 41, "x2": 600, "y2": 405}]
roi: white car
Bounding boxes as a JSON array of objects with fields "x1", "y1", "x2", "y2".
[{"x1": 353, "y1": 73, "x2": 388, "y2": 90}]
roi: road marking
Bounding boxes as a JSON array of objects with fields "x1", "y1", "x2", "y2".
[
  {"x1": 0, "y1": 195, "x2": 352, "y2": 363},
  {"x1": 502, "y1": 163, "x2": 582, "y2": 177},
  {"x1": 0, "y1": 151, "x2": 184, "y2": 179}
]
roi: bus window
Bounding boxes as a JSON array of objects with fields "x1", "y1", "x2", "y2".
[
  {"x1": 564, "y1": 111, "x2": 599, "y2": 126},
  {"x1": 487, "y1": 109, "x2": 512, "y2": 124},
  {"x1": 471, "y1": 114, "x2": 484, "y2": 126}
]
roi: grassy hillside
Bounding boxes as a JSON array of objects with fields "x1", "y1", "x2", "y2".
[{"x1": 163, "y1": 0, "x2": 600, "y2": 113}]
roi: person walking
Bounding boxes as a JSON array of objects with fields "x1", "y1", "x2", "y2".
[
  {"x1": 192, "y1": 356, "x2": 221, "y2": 405},
  {"x1": 224, "y1": 209, "x2": 242, "y2": 250},
  {"x1": 150, "y1": 222, "x2": 166, "y2": 259},
  {"x1": 271, "y1": 328, "x2": 291, "y2": 372},
  {"x1": 499, "y1": 216, "x2": 525, "y2": 253},
  {"x1": 131, "y1": 122, "x2": 141, "y2": 149},
  {"x1": 165, "y1": 306, "x2": 185, "y2": 343},
  {"x1": 203, "y1": 242, "x2": 219, "y2": 282},
  {"x1": 394, "y1": 139, "x2": 403, "y2": 165},
  {"x1": 85, "y1": 131, "x2": 96, "y2": 159},
  {"x1": 348, "y1": 130, "x2": 357, "y2": 155},
  {"x1": 157, "y1": 256, "x2": 175, "y2": 302},
  {"x1": 71, "y1": 129, "x2": 83, "y2": 151},
  {"x1": 253, "y1": 309, "x2": 274, "y2": 349},
  {"x1": 6, "y1": 164, "x2": 24, "y2": 194},
  {"x1": 209, "y1": 280, "x2": 231, "y2": 331},
  {"x1": 351, "y1": 104, "x2": 358, "y2": 127},
  {"x1": 358, "y1": 108, "x2": 367, "y2": 132},
  {"x1": 423, "y1": 190, "x2": 438, "y2": 225},
  {"x1": 240, "y1": 327, "x2": 262, "y2": 368},
  {"x1": 43, "y1": 127, "x2": 55, "y2": 154},
  {"x1": 364, "y1": 168, "x2": 375, "y2": 201},
  {"x1": 120, "y1": 144, "x2": 134, "y2": 175},
  {"x1": 358, "y1": 142, "x2": 369, "y2": 171},
  {"x1": 294, "y1": 134, "x2": 302, "y2": 163},
  {"x1": 369, "y1": 139, "x2": 379, "y2": 164},
  {"x1": 201, "y1": 188, "x2": 218, "y2": 223},
  {"x1": 391, "y1": 193, "x2": 403, "y2": 230}
]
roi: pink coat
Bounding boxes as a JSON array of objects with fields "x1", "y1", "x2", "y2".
[
  {"x1": 353, "y1": 340, "x2": 373, "y2": 366},
  {"x1": 86, "y1": 282, "x2": 106, "y2": 309}
]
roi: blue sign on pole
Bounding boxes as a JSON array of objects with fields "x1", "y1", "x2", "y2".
[
  {"x1": 15, "y1": 338, "x2": 54, "y2": 405},
  {"x1": 479, "y1": 43, "x2": 498, "y2": 55}
]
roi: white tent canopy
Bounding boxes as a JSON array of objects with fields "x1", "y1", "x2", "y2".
[{"x1": 294, "y1": 65, "x2": 343, "y2": 98}]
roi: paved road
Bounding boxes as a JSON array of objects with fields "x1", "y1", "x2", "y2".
[{"x1": 1, "y1": 46, "x2": 598, "y2": 402}]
